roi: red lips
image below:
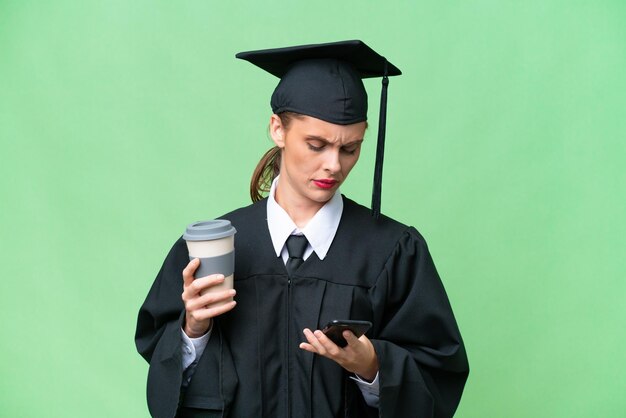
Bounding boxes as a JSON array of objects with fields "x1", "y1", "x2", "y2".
[{"x1": 312, "y1": 179, "x2": 338, "y2": 189}]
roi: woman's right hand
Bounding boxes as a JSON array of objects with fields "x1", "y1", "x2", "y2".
[{"x1": 182, "y1": 258, "x2": 237, "y2": 338}]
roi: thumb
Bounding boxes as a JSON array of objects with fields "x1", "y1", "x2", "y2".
[
  {"x1": 343, "y1": 330, "x2": 360, "y2": 347},
  {"x1": 182, "y1": 258, "x2": 200, "y2": 287}
]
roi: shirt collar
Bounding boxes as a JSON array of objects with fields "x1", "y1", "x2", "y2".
[{"x1": 266, "y1": 176, "x2": 343, "y2": 260}]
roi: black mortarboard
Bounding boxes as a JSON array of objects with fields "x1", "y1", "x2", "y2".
[{"x1": 236, "y1": 40, "x2": 401, "y2": 218}]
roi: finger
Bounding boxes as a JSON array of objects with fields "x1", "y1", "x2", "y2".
[
  {"x1": 299, "y1": 342, "x2": 318, "y2": 353},
  {"x1": 190, "y1": 300, "x2": 237, "y2": 322},
  {"x1": 187, "y1": 288, "x2": 236, "y2": 311},
  {"x1": 183, "y1": 274, "x2": 225, "y2": 299},
  {"x1": 302, "y1": 328, "x2": 327, "y2": 355},
  {"x1": 313, "y1": 330, "x2": 342, "y2": 357},
  {"x1": 193, "y1": 274, "x2": 226, "y2": 293}
]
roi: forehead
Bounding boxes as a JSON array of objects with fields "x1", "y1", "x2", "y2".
[{"x1": 288, "y1": 115, "x2": 367, "y2": 142}]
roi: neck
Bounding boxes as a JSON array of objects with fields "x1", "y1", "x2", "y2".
[{"x1": 274, "y1": 179, "x2": 325, "y2": 229}]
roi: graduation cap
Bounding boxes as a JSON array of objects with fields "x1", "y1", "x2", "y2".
[{"x1": 236, "y1": 40, "x2": 401, "y2": 218}]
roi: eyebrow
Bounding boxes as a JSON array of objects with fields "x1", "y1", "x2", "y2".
[{"x1": 305, "y1": 135, "x2": 364, "y2": 146}]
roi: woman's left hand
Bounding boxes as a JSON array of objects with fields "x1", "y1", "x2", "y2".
[{"x1": 299, "y1": 328, "x2": 379, "y2": 381}]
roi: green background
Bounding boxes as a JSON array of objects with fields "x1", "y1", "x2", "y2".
[{"x1": 1, "y1": 1, "x2": 624, "y2": 416}]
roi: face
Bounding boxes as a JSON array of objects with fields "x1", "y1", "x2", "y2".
[{"x1": 270, "y1": 114, "x2": 366, "y2": 210}]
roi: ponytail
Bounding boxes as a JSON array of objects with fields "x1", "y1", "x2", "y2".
[
  {"x1": 249, "y1": 112, "x2": 304, "y2": 202},
  {"x1": 250, "y1": 146, "x2": 281, "y2": 202}
]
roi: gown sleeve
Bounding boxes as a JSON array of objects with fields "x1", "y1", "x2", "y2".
[
  {"x1": 369, "y1": 227, "x2": 469, "y2": 418},
  {"x1": 135, "y1": 238, "x2": 189, "y2": 418}
]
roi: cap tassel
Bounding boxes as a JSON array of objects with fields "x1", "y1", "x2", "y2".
[{"x1": 372, "y1": 60, "x2": 389, "y2": 219}]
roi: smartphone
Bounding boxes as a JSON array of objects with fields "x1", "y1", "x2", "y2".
[{"x1": 322, "y1": 319, "x2": 372, "y2": 348}]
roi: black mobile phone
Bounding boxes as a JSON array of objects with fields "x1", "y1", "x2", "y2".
[{"x1": 322, "y1": 319, "x2": 372, "y2": 348}]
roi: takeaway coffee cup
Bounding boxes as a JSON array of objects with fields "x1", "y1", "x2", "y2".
[{"x1": 183, "y1": 220, "x2": 237, "y2": 307}]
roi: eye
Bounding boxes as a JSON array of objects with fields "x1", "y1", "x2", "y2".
[
  {"x1": 341, "y1": 144, "x2": 360, "y2": 155},
  {"x1": 307, "y1": 142, "x2": 325, "y2": 152}
]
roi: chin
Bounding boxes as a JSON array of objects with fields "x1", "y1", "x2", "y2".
[{"x1": 307, "y1": 189, "x2": 336, "y2": 204}]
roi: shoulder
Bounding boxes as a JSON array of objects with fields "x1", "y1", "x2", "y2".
[
  {"x1": 334, "y1": 197, "x2": 431, "y2": 282},
  {"x1": 340, "y1": 195, "x2": 415, "y2": 243},
  {"x1": 218, "y1": 198, "x2": 267, "y2": 231},
  {"x1": 217, "y1": 199, "x2": 274, "y2": 268}
]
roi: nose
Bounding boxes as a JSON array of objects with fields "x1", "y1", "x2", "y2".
[{"x1": 323, "y1": 148, "x2": 341, "y2": 174}]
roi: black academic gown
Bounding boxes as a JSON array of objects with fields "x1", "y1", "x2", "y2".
[{"x1": 135, "y1": 197, "x2": 469, "y2": 418}]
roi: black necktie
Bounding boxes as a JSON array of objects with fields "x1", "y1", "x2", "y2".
[{"x1": 285, "y1": 235, "x2": 308, "y2": 277}]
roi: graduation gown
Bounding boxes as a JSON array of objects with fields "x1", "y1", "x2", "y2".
[{"x1": 135, "y1": 197, "x2": 469, "y2": 418}]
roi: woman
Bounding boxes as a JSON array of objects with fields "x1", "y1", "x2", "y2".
[{"x1": 136, "y1": 40, "x2": 469, "y2": 418}]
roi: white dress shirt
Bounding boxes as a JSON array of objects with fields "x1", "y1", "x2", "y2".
[
  {"x1": 266, "y1": 175, "x2": 342, "y2": 263},
  {"x1": 181, "y1": 176, "x2": 379, "y2": 406}
]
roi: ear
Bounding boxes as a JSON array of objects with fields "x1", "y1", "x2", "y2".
[{"x1": 269, "y1": 114, "x2": 286, "y2": 148}]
